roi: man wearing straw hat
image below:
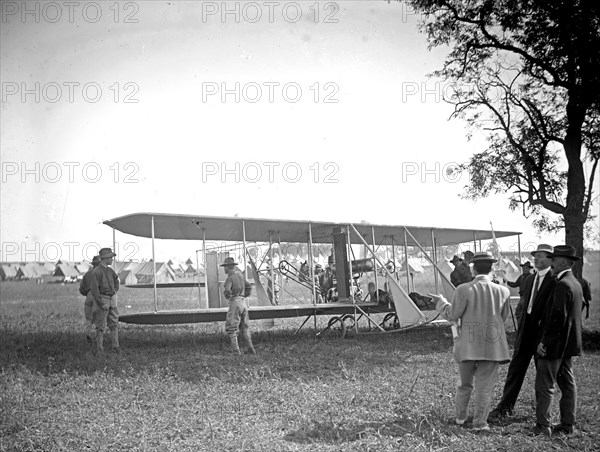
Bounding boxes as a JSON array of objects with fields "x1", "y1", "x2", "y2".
[
  {"x1": 429, "y1": 251, "x2": 511, "y2": 432},
  {"x1": 221, "y1": 257, "x2": 255, "y2": 355},
  {"x1": 90, "y1": 248, "x2": 121, "y2": 354},
  {"x1": 489, "y1": 244, "x2": 555, "y2": 421},
  {"x1": 79, "y1": 255, "x2": 101, "y2": 344},
  {"x1": 533, "y1": 245, "x2": 583, "y2": 436}
]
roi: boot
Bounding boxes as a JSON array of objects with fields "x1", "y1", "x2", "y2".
[
  {"x1": 241, "y1": 329, "x2": 256, "y2": 354},
  {"x1": 85, "y1": 323, "x2": 94, "y2": 344},
  {"x1": 94, "y1": 330, "x2": 104, "y2": 354},
  {"x1": 230, "y1": 336, "x2": 241, "y2": 355},
  {"x1": 110, "y1": 328, "x2": 121, "y2": 353}
]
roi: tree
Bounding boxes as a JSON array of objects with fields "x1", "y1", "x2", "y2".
[{"x1": 399, "y1": 0, "x2": 600, "y2": 276}]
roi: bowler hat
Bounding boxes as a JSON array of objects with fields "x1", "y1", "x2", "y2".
[
  {"x1": 220, "y1": 257, "x2": 238, "y2": 267},
  {"x1": 98, "y1": 248, "x2": 116, "y2": 259},
  {"x1": 530, "y1": 244, "x2": 553, "y2": 256},
  {"x1": 520, "y1": 261, "x2": 533, "y2": 269},
  {"x1": 463, "y1": 250, "x2": 474, "y2": 258},
  {"x1": 548, "y1": 245, "x2": 580, "y2": 261},
  {"x1": 91, "y1": 255, "x2": 101, "y2": 265},
  {"x1": 449, "y1": 255, "x2": 461, "y2": 264},
  {"x1": 472, "y1": 251, "x2": 497, "y2": 263}
]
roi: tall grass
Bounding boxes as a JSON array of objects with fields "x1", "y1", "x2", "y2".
[{"x1": 1, "y1": 280, "x2": 599, "y2": 451}]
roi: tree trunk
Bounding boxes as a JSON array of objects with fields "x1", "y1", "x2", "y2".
[
  {"x1": 562, "y1": 94, "x2": 587, "y2": 279},
  {"x1": 563, "y1": 212, "x2": 585, "y2": 279}
]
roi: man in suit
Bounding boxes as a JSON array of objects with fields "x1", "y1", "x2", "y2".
[
  {"x1": 489, "y1": 244, "x2": 555, "y2": 419},
  {"x1": 533, "y1": 245, "x2": 583, "y2": 436},
  {"x1": 430, "y1": 251, "x2": 511, "y2": 432}
]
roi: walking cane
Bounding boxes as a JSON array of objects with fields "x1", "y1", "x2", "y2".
[{"x1": 509, "y1": 303, "x2": 516, "y2": 331}]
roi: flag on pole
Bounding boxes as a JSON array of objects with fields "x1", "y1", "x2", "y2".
[{"x1": 489, "y1": 221, "x2": 504, "y2": 282}]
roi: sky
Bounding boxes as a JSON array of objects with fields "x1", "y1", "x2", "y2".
[{"x1": 1, "y1": 0, "x2": 599, "y2": 264}]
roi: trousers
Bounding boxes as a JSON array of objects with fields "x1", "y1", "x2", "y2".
[
  {"x1": 92, "y1": 294, "x2": 119, "y2": 332},
  {"x1": 535, "y1": 356, "x2": 576, "y2": 427},
  {"x1": 225, "y1": 296, "x2": 250, "y2": 338},
  {"x1": 456, "y1": 360, "x2": 499, "y2": 428},
  {"x1": 84, "y1": 292, "x2": 94, "y2": 325}
]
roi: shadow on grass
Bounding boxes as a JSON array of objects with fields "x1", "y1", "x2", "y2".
[
  {"x1": 1, "y1": 322, "x2": 455, "y2": 378},
  {"x1": 284, "y1": 417, "x2": 417, "y2": 444}
]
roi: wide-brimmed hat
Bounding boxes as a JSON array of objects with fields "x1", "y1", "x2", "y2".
[
  {"x1": 91, "y1": 255, "x2": 101, "y2": 265},
  {"x1": 220, "y1": 257, "x2": 238, "y2": 267},
  {"x1": 472, "y1": 251, "x2": 497, "y2": 263},
  {"x1": 449, "y1": 255, "x2": 461, "y2": 264},
  {"x1": 530, "y1": 244, "x2": 553, "y2": 257},
  {"x1": 520, "y1": 261, "x2": 533, "y2": 269},
  {"x1": 98, "y1": 248, "x2": 116, "y2": 259},
  {"x1": 548, "y1": 245, "x2": 580, "y2": 261}
]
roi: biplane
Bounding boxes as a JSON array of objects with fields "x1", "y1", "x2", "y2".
[{"x1": 103, "y1": 213, "x2": 522, "y2": 336}]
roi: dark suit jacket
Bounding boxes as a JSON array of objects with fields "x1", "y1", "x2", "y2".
[
  {"x1": 507, "y1": 274, "x2": 530, "y2": 296},
  {"x1": 514, "y1": 271, "x2": 555, "y2": 352},
  {"x1": 539, "y1": 271, "x2": 583, "y2": 359}
]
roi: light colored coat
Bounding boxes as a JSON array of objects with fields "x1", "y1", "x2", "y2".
[{"x1": 438, "y1": 274, "x2": 511, "y2": 363}]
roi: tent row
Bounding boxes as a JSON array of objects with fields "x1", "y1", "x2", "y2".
[
  {"x1": 0, "y1": 259, "x2": 202, "y2": 284},
  {"x1": 0, "y1": 261, "x2": 85, "y2": 281}
]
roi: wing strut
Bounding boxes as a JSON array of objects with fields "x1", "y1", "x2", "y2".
[{"x1": 350, "y1": 224, "x2": 426, "y2": 328}]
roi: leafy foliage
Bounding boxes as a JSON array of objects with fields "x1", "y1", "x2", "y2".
[{"x1": 400, "y1": 0, "x2": 600, "y2": 240}]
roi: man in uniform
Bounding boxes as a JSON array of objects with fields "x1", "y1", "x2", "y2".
[
  {"x1": 449, "y1": 251, "x2": 474, "y2": 287},
  {"x1": 489, "y1": 244, "x2": 555, "y2": 419},
  {"x1": 90, "y1": 248, "x2": 121, "y2": 353},
  {"x1": 507, "y1": 261, "x2": 534, "y2": 325},
  {"x1": 222, "y1": 257, "x2": 255, "y2": 355},
  {"x1": 449, "y1": 255, "x2": 463, "y2": 287},
  {"x1": 507, "y1": 261, "x2": 533, "y2": 297},
  {"x1": 79, "y1": 255, "x2": 101, "y2": 343}
]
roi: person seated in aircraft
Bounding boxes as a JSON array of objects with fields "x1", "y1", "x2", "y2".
[
  {"x1": 299, "y1": 261, "x2": 311, "y2": 283},
  {"x1": 319, "y1": 265, "x2": 335, "y2": 297},
  {"x1": 366, "y1": 281, "x2": 391, "y2": 305}
]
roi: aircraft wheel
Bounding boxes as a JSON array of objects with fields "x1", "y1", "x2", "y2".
[
  {"x1": 341, "y1": 314, "x2": 355, "y2": 337},
  {"x1": 326, "y1": 316, "x2": 346, "y2": 338}
]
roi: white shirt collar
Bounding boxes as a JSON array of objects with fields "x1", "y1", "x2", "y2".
[
  {"x1": 556, "y1": 268, "x2": 572, "y2": 280},
  {"x1": 536, "y1": 267, "x2": 551, "y2": 278}
]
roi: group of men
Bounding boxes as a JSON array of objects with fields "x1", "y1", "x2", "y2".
[
  {"x1": 80, "y1": 252, "x2": 256, "y2": 356},
  {"x1": 432, "y1": 244, "x2": 585, "y2": 436},
  {"x1": 79, "y1": 244, "x2": 587, "y2": 437}
]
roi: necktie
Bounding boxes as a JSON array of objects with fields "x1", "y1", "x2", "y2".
[{"x1": 527, "y1": 274, "x2": 539, "y2": 314}]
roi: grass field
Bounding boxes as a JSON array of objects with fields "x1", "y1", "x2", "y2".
[{"x1": 1, "y1": 280, "x2": 599, "y2": 451}]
